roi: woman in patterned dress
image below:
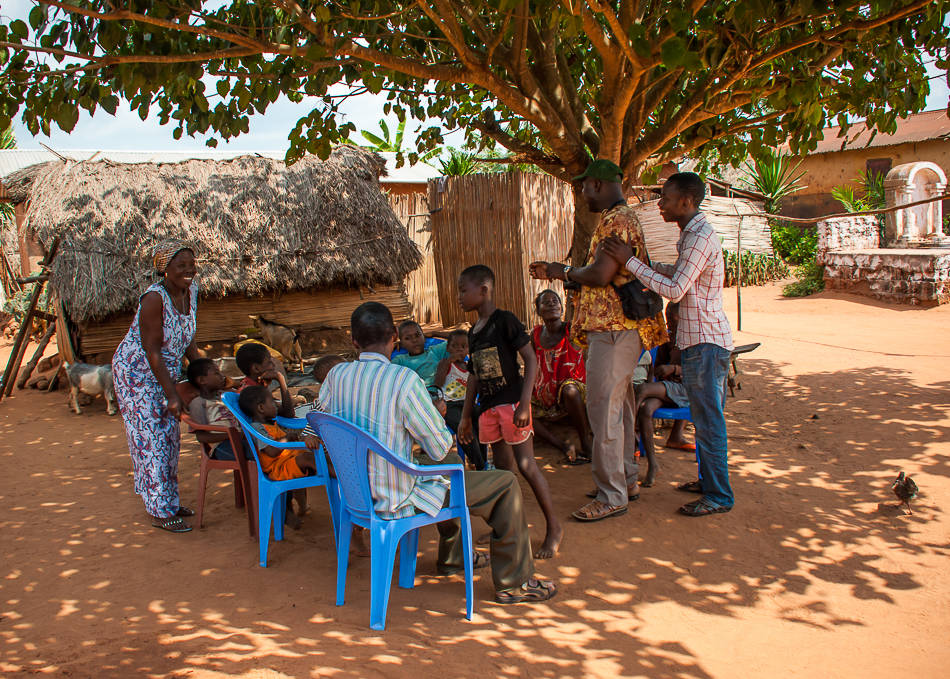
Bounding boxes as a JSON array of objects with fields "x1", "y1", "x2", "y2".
[
  {"x1": 530, "y1": 289, "x2": 593, "y2": 465},
  {"x1": 112, "y1": 242, "x2": 202, "y2": 533}
]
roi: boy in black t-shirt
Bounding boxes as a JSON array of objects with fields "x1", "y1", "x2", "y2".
[{"x1": 457, "y1": 265, "x2": 563, "y2": 559}]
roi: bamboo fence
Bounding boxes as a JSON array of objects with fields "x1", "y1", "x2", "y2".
[
  {"x1": 429, "y1": 173, "x2": 572, "y2": 327},
  {"x1": 632, "y1": 195, "x2": 774, "y2": 265},
  {"x1": 388, "y1": 191, "x2": 441, "y2": 326}
]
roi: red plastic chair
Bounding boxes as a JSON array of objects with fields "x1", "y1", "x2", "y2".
[{"x1": 178, "y1": 384, "x2": 256, "y2": 537}]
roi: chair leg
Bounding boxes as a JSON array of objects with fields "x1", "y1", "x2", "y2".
[
  {"x1": 196, "y1": 458, "x2": 210, "y2": 529},
  {"x1": 326, "y1": 479, "x2": 341, "y2": 550},
  {"x1": 397, "y1": 529, "x2": 419, "y2": 589},
  {"x1": 335, "y1": 517, "x2": 352, "y2": 606},
  {"x1": 233, "y1": 470, "x2": 245, "y2": 508},
  {"x1": 245, "y1": 470, "x2": 258, "y2": 539},
  {"x1": 369, "y1": 526, "x2": 400, "y2": 631},
  {"x1": 460, "y1": 513, "x2": 474, "y2": 622},
  {"x1": 273, "y1": 492, "x2": 286, "y2": 542},
  {"x1": 258, "y1": 489, "x2": 275, "y2": 568}
]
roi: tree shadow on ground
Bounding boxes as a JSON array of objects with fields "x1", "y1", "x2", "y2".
[{"x1": 1, "y1": 357, "x2": 947, "y2": 677}]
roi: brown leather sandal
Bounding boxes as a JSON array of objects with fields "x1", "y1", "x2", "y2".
[{"x1": 571, "y1": 500, "x2": 628, "y2": 522}]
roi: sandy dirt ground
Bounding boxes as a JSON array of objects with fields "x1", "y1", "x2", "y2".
[{"x1": 1, "y1": 282, "x2": 949, "y2": 679}]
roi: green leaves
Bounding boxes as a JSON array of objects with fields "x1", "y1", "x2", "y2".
[
  {"x1": 0, "y1": 0, "x2": 946, "y2": 204},
  {"x1": 9, "y1": 20, "x2": 28, "y2": 41}
]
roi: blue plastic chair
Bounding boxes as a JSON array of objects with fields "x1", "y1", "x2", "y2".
[
  {"x1": 307, "y1": 411, "x2": 474, "y2": 631},
  {"x1": 390, "y1": 336, "x2": 445, "y2": 359},
  {"x1": 637, "y1": 347, "x2": 702, "y2": 479},
  {"x1": 221, "y1": 392, "x2": 340, "y2": 567}
]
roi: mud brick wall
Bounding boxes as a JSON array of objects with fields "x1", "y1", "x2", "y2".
[
  {"x1": 816, "y1": 216, "x2": 880, "y2": 262},
  {"x1": 822, "y1": 250, "x2": 950, "y2": 306}
]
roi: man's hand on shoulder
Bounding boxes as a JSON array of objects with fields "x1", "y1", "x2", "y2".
[{"x1": 601, "y1": 237, "x2": 636, "y2": 266}]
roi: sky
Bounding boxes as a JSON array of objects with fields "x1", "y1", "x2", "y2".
[{"x1": 2, "y1": 0, "x2": 948, "y2": 154}]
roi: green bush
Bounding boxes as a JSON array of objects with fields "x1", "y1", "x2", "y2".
[
  {"x1": 722, "y1": 250, "x2": 789, "y2": 287},
  {"x1": 782, "y1": 260, "x2": 825, "y2": 297},
  {"x1": 1, "y1": 276, "x2": 50, "y2": 323},
  {"x1": 770, "y1": 220, "x2": 817, "y2": 264}
]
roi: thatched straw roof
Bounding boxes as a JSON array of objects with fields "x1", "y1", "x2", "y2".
[{"x1": 8, "y1": 146, "x2": 422, "y2": 322}]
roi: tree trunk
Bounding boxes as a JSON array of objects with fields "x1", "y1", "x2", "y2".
[{"x1": 569, "y1": 184, "x2": 599, "y2": 264}]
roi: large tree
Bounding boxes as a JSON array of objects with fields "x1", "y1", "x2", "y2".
[{"x1": 1, "y1": 1, "x2": 947, "y2": 259}]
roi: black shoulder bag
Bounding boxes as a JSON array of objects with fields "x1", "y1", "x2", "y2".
[{"x1": 610, "y1": 248, "x2": 663, "y2": 320}]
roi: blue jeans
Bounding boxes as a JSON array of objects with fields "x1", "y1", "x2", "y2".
[{"x1": 682, "y1": 343, "x2": 733, "y2": 507}]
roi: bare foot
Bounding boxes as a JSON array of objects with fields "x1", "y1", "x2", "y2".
[
  {"x1": 563, "y1": 442, "x2": 578, "y2": 465},
  {"x1": 350, "y1": 527, "x2": 370, "y2": 557},
  {"x1": 534, "y1": 521, "x2": 563, "y2": 560},
  {"x1": 640, "y1": 462, "x2": 659, "y2": 488},
  {"x1": 476, "y1": 531, "x2": 492, "y2": 545},
  {"x1": 284, "y1": 511, "x2": 302, "y2": 530}
]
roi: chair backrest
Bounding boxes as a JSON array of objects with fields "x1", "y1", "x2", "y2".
[
  {"x1": 221, "y1": 391, "x2": 267, "y2": 468},
  {"x1": 307, "y1": 411, "x2": 383, "y2": 520},
  {"x1": 182, "y1": 410, "x2": 252, "y2": 467}
]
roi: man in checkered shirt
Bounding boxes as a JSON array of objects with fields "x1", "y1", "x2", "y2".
[{"x1": 603, "y1": 172, "x2": 735, "y2": 517}]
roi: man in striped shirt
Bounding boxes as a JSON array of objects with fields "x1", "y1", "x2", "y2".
[
  {"x1": 317, "y1": 302, "x2": 556, "y2": 604},
  {"x1": 603, "y1": 172, "x2": 735, "y2": 517}
]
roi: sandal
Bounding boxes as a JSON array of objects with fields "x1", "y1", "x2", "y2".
[
  {"x1": 440, "y1": 550, "x2": 490, "y2": 576},
  {"x1": 665, "y1": 442, "x2": 696, "y2": 452},
  {"x1": 176, "y1": 506, "x2": 195, "y2": 517},
  {"x1": 151, "y1": 516, "x2": 192, "y2": 533},
  {"x1": 572, "y1": 500, "x2": 628, "y2": 522},
  {"x1": 678, "y1": 497, "x2": 731, "y2": 517},
  {"x1": 676, "y1": 480, "x2": 703, "y2": 494},
  {"x1": 586, "y1": 486, "x2": 640, "y2": 501},
  {"x1": 495, "y1": 578, "x2": 557, "y2": 604}
]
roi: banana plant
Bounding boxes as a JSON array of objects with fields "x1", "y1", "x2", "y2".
[{"x1": 357, "y1": 119, "x2": 441, "y2": 167}]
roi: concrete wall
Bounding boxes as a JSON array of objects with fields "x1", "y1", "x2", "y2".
[{"x1": 782, "y1": 139, "x2": 950, "y2": 219}]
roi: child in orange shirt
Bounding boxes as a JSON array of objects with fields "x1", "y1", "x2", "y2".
[{"x1": 238, "y1": 385, "x2": 316, "y2": 526}]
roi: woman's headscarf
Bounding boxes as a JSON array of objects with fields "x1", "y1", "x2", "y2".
[{"x1": 152, "y1": 240, "x2": 193, "y2": 274}]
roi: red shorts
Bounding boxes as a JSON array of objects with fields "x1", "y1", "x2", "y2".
[{"x1": 478, "y1": 403, "x2": 533, "y2": 445}]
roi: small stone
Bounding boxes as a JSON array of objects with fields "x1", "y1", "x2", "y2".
[{"x1": 810, "y1": 414, "x2": 819, "y2": 420}]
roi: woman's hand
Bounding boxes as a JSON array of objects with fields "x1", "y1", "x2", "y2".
[{"x1": 164, "y1": 394, "x2": 184, "y2": 420}]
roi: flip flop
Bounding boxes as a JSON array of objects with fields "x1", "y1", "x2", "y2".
[
  {"x1": 676, "y1": 480, "x2": 703, "y2": 493},
  {"x1": 665, "y1": 442, "x2": 696, "y2": 451},
  {"x1": 495, "y1": 578, "x2": 557, "y2": 604},
  {"x1": 565, "y1": 454, "x2": 591, "y2": 466},
  {"x1": 572, "y1": 500, "x2": 629, "y2": 522},
  {"x1": 152, "y1": 516, "x2": 192, "y2": 533}
]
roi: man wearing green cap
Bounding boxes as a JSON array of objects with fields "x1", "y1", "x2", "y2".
[{"x1": 530, "y1": 159, "x2": 668, "y2": 523}]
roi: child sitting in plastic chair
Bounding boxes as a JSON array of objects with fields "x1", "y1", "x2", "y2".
[{"x1": 239, "y1": 385, "x2": 316, "y2": 527}]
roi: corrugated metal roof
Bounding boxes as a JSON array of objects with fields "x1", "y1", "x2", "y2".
[
  {"x1": 806, "y1": 109, "x2": 950, "y2": 155},
  {"x1": 0, "y1": 148, "x2": 439, "y2": 184}
]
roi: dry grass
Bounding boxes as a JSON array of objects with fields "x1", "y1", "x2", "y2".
[{"x1": 6, "y1": 146, "x2": 421, "y2": 322}]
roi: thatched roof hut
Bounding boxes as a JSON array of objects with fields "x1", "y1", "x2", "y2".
[{"x1": 7, "y1": 146, "x2": 422, "y2": 359}]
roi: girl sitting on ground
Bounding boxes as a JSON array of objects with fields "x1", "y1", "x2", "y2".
[
  {"x1": 530, "y1": 289, "x2": 592, "y2": 465},
  {"x1": 634, "y1": 301, "x2": 693, "y2": 488}
]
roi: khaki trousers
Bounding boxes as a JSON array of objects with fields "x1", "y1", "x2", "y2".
[
  {"x1": 436, "y1": 469, "x2": 535, "y2": 591},
  {"x1": 586, "y1": 330, "x2": 642, "y2": 507}
]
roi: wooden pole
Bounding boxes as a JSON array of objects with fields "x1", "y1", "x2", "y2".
[
  {"x1": 1, "y1": 280, "x2": 44, "y2": 398},
  {"x1": 736, "y1": 216, "x2": 743, "y2": 332},
  {"x1": 16, "y1": 319, "x2": 56, "y2": 389},
  {"x1": 0, "y1": 237, "x2": 60, "y2": 402}
]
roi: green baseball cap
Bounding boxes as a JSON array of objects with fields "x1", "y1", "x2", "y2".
[{"x1": 573, "y1": 159, "x2": 623, "y2": 183}]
